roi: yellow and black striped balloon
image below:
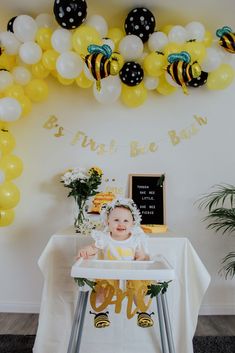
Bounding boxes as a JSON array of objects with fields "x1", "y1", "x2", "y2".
[
  {"x1": 137, "y1": 312, "x2": 154, "y2": 328},
  {"x1": 167, "y1": 61, "x2": 201, "y2": 94},
  {"x1": 85, "y1": 52, "x2": 111, "y2": 83},
  {"x1": 90, "y1": 311, "x2": 110, "y2": 328},
  {"x1": 219, "y1": 32, "x2": 235, "y2": 54}
]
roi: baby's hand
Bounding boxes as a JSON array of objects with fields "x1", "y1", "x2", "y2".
[
  {"x1": 76, "y1": 245, "x2": 97, "y2": 260},
  {"x1": 134, "y1": 249, "x2": 150, "y2": 261}
]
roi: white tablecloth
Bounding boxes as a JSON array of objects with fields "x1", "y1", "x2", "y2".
[{"x1": 33, "y1": 227, "x2": 210, "y2": 353}]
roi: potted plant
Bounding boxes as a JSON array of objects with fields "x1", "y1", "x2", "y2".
[{"x1": 198, "y1": 184, "x2": 235, "y2": 278}]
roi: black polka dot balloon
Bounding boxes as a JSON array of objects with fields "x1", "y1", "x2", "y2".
[
  {"x1": 53, "y1": 0, "x2": 87, "y2": 30},
  {"x1": 7, "y1": 16, "x2": 17, "y2": 32},
  {"x1": 124, "y1": 7, "x2": 156, "y2": 43},
  {"x1": 187, "y1": 71, "x2": 208, "y2": 88},
  {"x1": 119, "y1": 62, "x2": 144, "y2": 86}
]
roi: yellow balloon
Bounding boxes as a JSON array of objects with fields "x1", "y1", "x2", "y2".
[
  {"x1": 0, "y1": 129, "x2": 15, "y2": 154},
  {"x1": 143, "y1": 52, "x2": 165, "y2": 77},
  {"x1": 0, "y1": 181, "x2": 20, "y2": 210},
  {"x1": 57, "y1": 75, "x2": 74, "y2": 85},
  {"x1": 0, "y1": 154, "x2": 23, "y2": 180},
  {"x1": 31, "y1": 61, "x2": 50, "y2": 79},
  {"x1": 17, "y1": 95, "x2": 32, "y2": 117},
  {"x1": 76, "y1": 71, "x2": 93, "y2": 88},
  {"x1": 0, "y1": 53, "x2": 16, "y2": 71},
  {"x1": 0, "y1": 209, "x2": 15, "y2": 227},
  {"x1": 207, "y1": 64, "x2": 235, "y2": 90},
  {"x1": 42, "y1": 50, "x2": 59, "y2": 70},
  {"x1": 25, "y1": 79, "x2": 49, "y2": 102},
  {"x1": 121, "y1": 82, "x2": 147, "y2": 108},
  {"x1": 36, "y1": 27, "x2": 53, "y2": 50},
  {"x1": 107, "y1": 28, "x2": 125, "y2": 50},
  {"x1": 163, "y1": 42, "x2": 182, "y2": 58},
  {"x1": 203, "y1": 31, "x2": 213, "y2": 47},
  {"x1": 156, "y1": 74, "x2": 177, "y2": 95},
  {"x1": 183, "y1": 41, "x2": 206, "y2": 64},
  {"x1": 72, "y1": 25, "x2": 102, "y2": 55},
  {"x1": 4, "y1": 84, "x2": 25, "y2": 99},
  {"x1": 161, "y1": 25, "x2": 173, "y2": 35}
]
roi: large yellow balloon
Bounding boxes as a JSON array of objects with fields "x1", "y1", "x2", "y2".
[
  {"x1": 25, "y1": 79, "x2": 49, "y2": 102},
  {"x1": 121, "y1": 82, "x2": 147, "y2": 108},
  {"x1": 18, "y1": 95, "x2": 32, "y2": 116},
  {"x1": 164, "y1": 42, "x2": 182, "y2": 58},
  {"x1": 0, "y1": 154, "x2": 23, "y2": 180},
  {"x1": 183, "y1": 41, "x2": 206, "y2": 64},
  {"x1": 76, "y1": 71, "x2": 93, "y2": 88},
  {"x1": 203, "y1": 31, "x2": 213, "y2": 47},
  {"x1": 42, "y1": 50, "x2": 59, "y2": 70},
  {"x1": 161, "y1": 25, "x2": 173, "y2": 35},
  {"x1": 107, "y1": 28, "x2": 125, "y2": 50},
  {"x1": 0, "y1": 209, "x2": 15, "y2": 227},
  {"x1": 0, "y1": 181, "x2": 20, "y2": 210},
  {"x1": 207, "y1": 64, "x2": 235, "y2": 90},
  {"x1": 31, "y1": 61, "x2": 50, "y2": 79},
  {"x1": 156, "y1": 74, "x2": 177, "y2": 95},
  {"x1": 0, "y1": 53, "x2": 16, "y2": 71},
  {"x1": 0, "y1": 129, "x2": 15, "y2": 154},
  {"x1": 36, "y1": 28, "x2": 53, "y2": 50},
  {"x1": 143, "y1": 52, "x2": 165, "y2": 77},
  {"x1": 72, "y1": 25, "x2": 102, "y2": 55},
  {"x1": 4, "y1": 84, "x2": 25, "y2": 100}
]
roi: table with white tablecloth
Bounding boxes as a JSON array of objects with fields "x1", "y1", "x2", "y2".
[{"x1": 33, "y1": 227, "x2": 210, "y2": 353}]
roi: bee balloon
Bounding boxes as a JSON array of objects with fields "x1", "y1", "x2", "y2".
[
  {"x1": 166, "y1": 51, "x2": 201, "y2": 94},
  {"x1": 83, "y1": 44, "x2": 122, "y2": 91},
  {"x1": 216, "y1": 26, "x2": 235, "y2": 54}
]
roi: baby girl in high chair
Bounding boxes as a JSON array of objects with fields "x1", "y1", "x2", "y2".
[{"x1": 77, "y1": 197, "x2": 154, "y2": 328}]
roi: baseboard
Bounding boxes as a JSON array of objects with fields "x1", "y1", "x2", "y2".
[
  {"x1": 0, "y1": 302, "x2": 40, "y2": 313},
  {"x1": 200, "y1": 304, "x2": 235, "y2": 315}
]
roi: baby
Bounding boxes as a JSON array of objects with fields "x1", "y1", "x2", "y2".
[{"x1": 77, "y1": 197, "x2": 154, "y2": 328}]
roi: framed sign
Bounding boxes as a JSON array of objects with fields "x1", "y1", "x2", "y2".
[{"x1": 129, "y1": 174, "x2": 166, "y2": 226}]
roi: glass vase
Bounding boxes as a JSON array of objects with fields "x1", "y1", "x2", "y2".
[{"x1": 74, "y1": 199, "x2": 86, "y2": 233}]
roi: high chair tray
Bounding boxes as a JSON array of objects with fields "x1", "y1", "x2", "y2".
[{"x1": 71, "y1": 256, "x2": 175, "y2": 280}]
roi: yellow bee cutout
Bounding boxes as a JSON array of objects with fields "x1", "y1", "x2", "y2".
[
  {"x1": 216, "y1": 26, "x2": 235, "y2": 54},
  {"x1": 166, "y1": 51, "x2": 201, "y2": 95},
  {"x1": 83, "y1": 44, "x2": 123, "y2": 91}
]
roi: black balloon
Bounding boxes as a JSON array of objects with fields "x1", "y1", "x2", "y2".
[
  {"x1": 53, "y1": 0, "x2": 87, "y2": 30},
  {"x1": 187, "y1": 71, "x2": 208, "y2": 88},
  {"x1": 124, "y1": 7, "x2": 156, "y2": 43},
  {"x1": 119, "y1": 61, "x2": 144, "y2": 86},
  {"x1": 7, "y1": 16, "x2": 17, "y2": 32}
]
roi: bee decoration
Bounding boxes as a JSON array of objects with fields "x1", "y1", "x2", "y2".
[
  {"x1": 166, "y1": 51, "x2": 201, "y2": 95},
  {"x1": 83, "y1": 44, "x2": 122, "y2": 91},
  {"x1": 216, "y1": 26, "x2": 235, "y2": 54}
]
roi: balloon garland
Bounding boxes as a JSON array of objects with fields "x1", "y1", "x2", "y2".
[{"x1": 0, "y1": 0, "x2": 235, "y2": 226}]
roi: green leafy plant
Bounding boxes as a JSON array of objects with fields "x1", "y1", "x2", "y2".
[{"x1": 198, "y1": 184, "x2": 235, "y2": 278}]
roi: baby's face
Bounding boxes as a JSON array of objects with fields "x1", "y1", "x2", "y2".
[{"x1": 108, "y1": 207, "x2": 134, "y2": 240}]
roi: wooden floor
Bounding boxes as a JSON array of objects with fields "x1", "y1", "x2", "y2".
[{"x1": 0, "y1": 313, "x2": 235, "y2": 336}]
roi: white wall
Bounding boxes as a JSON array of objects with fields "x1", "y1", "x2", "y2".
[{"x1": 0, "y1": 1, "x2": 235, "y2": 315}]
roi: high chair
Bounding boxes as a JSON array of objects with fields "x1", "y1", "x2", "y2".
[{"x1": 67, "y1": 255, "x2": 176, "y2": 353}]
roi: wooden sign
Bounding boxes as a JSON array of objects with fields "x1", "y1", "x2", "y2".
[{"x1": 129, "y1": 174, "x2": 165, "y2": 226}]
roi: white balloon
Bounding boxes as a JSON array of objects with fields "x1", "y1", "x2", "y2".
[
  {"x1": 185, "y1": 21, "x2": 205, "y2": 41},
  {"x1": 0, "y1": 97, "x2": 22, "y2": 122},
  {"x1": 119, "y1": 35, "x2": 143, "y2": 61},
  {"x1": 93, "y1": 75, "x2": 121, "y2": 104},
  {"x1": 0, "y1": 169, "x2": 5, "y2": 184},
  {"x1": 0, "y1": 71, "x2": 14, "y2": 91},
  {"x1": 51, "y1": 28, "x2": 72, "y2": 53},
  {"x1": 56, "y1": 51, "x2": 83, "y2": 79},
  {"x1": 102, "y1": 38, "x2": 115, "y2": 51},
  {"x1": 0, "y1": 31, "x2": 20, "y2": 55},
  {"x1": 144, "y1": 76, "x2": 159, "y2": 90},
  {"x1": 19, "y1": 41, "x2": 42, "y2": 64},
  {"x1": 35, "y1": 13, "x2": 55, "y2": 29},
  {"x1": 168, "y1": 25, "x2": 187, "y2": 43},
  {"x1": 86, "y1": 15, "x2": 108, "y2": 37},
  {"x1": 13, "y1": 15, "x2": 38, "y2": 42},
  {"x1": 148, "y1": 31, "x2": 168, "y2": 52},
  {"x1": 201, "y1": 47, "x2": 222, "y2": 72},
  {"x1": 12, "y1": 66, "x2": 32, "y2": 85}
]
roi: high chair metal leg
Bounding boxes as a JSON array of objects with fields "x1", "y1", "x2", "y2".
[
  {"x1": 67, "y1": 291, "x2": 89, "y2": 353},
  {"x1": 156, "y1": 292, "x2": 175, "y2": 353}
]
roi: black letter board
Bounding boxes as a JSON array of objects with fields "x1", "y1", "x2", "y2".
[{"x1": 129, "y1": 174, "x2": 165, "y2": 225}]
